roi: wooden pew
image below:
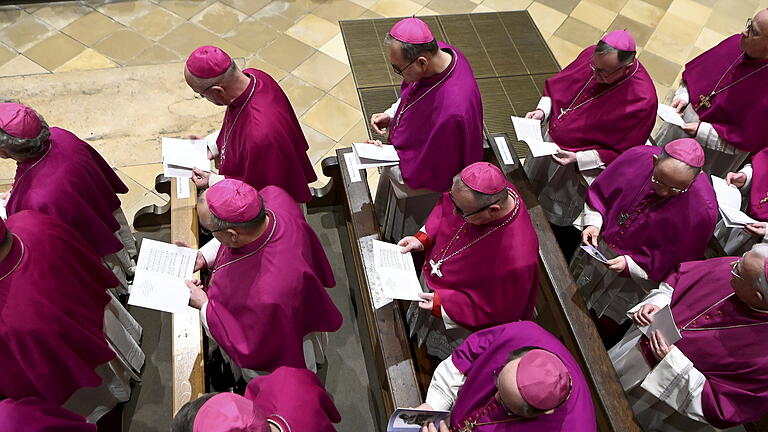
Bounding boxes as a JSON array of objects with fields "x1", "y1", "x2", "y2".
[{"x1": 486, "y1": 133, "x2": 643, "y2": 432}]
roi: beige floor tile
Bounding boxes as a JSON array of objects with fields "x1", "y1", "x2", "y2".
[
  {"x1": 473, "y1": 4, "x2": 495, "y2": 12},
  {"x1": 191, "y1": 2, "x2": 247, "y2": 35},
  {"x1": 359, "y1": 9, "x2": 384, "y2": 18},
  {"x1": 301, "y1": 122, "x2": 338, "y2": 165},
  {"x1": 319, "y1": 33, "x2": 349, "y2": 66},
  {"x1": 253, "y1": 1, "x2": 310, "y2": 32},
  {"x1": 127, "y1": 44, "x2": 184, "y2": 66},
  {"x1": 427, "y1": 0, "x2": 478, "y2": 14},
  {"x1": 417, "y1": 6, "x2": 439, "y2": 15},
  {"x1": 570, "y1": 1, "x2": 618, "y2": 31},
  {"x1": 292, "y1": 51, "x2": 350, "y2": 91},
  {"x1": 122, "y1": 190, "x2": 169, "y2": 226},
  {"x1": 367, "y1": 167, "x2": 379, "y2": 197},
  {"x1": 286, "y1": 14, "x2": 339, "y2": 49},
  {"x1": 24, "y1": 33, "x2": 86, "y2": 72},
  {"x1": 158, "y1": 22, "x2": 248, "y2": 59},
  {"x1": 97, "y1": 1, "x2": 155, "y2": 25},
  {"x1": 301, "y1": 94, "x2": 361, "y2": 141},
  {"x1": 645, "y1": 14, "x2": 701, "y2": 64},
  {"x1": 312, "y1": 0, "x2": 367, "y2": 23},
  {"x1": 554, "y1": 17, "x2": 605, "y2": 49},
  {"x1": 93, "y1": 28, "x2": 154, "y2": 64},
  {"x1": 224, "y1": 19, "x2": 279, "y2": 53},
  {"x1": 329, "y1": 74, "x2": 359, "y2": 108},
  {"x1": 33, "y1": 3, "x2": 92, "y2": 30},
  {"x1": 154, "y1": 0, "x2": 215, "y2": 19},
  {"x1": 638, "y1": 50, "x2": 682, "y2": 86},
  {"x1": 527, "y1": 2, "x2": 568, "y2": 37},
  {"x1": 695, "y1": 27, "x2": 727, "y2": 50},
  {"x1": 220, "y1": 0, "x2": 271, "y2": 15},
  {"x1": 0, "y1": 43, "x2": 16, "y2": 69},
  {"x1": 705, "y1": 1, "x2": 754, "y2": 35},
  {"x1": 585, "y1": 0, "x2": 629, "y2": 13},
  {"x1": 686, "y1": 46, "x2": 704, "y2": 63},
  {"x1": 349, "y1": 0, "x2": 379, "y2": 8},
  {"x1": 537, "y1": 0, "x2": 581, "y2": 15},
  {"x1": 309, "y1": 158, "x2": 330, "y2": 189},
  {"x1": 62, "y1": 11, "x2": 122, "y2": 46},
  {"x1": 0, "y1": 8, "x2": 24, "y2": 31},
  {"x1": 0, "y1": 55, "x2": 49, "y2": 77},
  {"x1": 667, "y1": 0, "x2": 712, "y2": 22},
  {"x1": 128, "y1": 6, "x2": 185, "y2": 41},
  {"x1": 56, "y1": 48, "x2": 118, "y2": 72},
  {"x1": 370, "y1": 0, "x2": 423, "y2": 17},
  {"x1": 259, "y1": 34, "x2": 315, "y2": 71},
  {"x1": 482, "y1": 0, "x2": 532, "y2": 10},
  {"x1": 0, "y1": 13, "x2": 54, "y2": 52},
  {"x1": 546, "y1": 35, "x2": 583, "y2": 68},
  {"x1": 619, "y1": 0, "x2": 665, "y2": 27},
  {"x1": 245, "y1": 56, "x2": 289, "y2": 81},
  {"x1": 279, "y1": 74, "x2": 325, "y2": 117},
  {"x1": 338, "y1": 118, "x2": 369, "y2": 145},
  {"x1": 607, "y1": 14, "x2": 655, "y2": 46},
  {"x1": 117, "y1": 163, "x2": 166, "y2": 191}
]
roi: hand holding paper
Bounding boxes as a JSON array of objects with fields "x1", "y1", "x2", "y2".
[
  {"x1": 372, "y1": 240, "x2": 424, "y2": 302},
  {"x1": 511, "y1": 116, "x2": 559, "y2": 157},
  {"x1": 657, "y1": 103, "x2": 685, "y2": 127},
  {"x1": 637, "y1": 304, "x2": 682, "y2": 345}
]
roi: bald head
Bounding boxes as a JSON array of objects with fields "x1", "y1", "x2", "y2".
[
  {"x1": 651, "y1": 151, "x2": 700, "y2": 198},
  {"x1": 184, "y1": 61, "x2": 249, "y2": 106},
  {"x1": 740, "y1": 9, "x2": 768, "y2": 59}
]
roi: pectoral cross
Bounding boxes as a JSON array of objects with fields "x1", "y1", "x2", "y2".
[
  {"x1": 618, "y1": 212, "x2": 629, "y2": 225},
  {"x1": 429, "y1": 259, "x2": 444, "y2": 278},
  {"x1": 558, "y1": 107, "x2": 569, "y2": 119},
  {"x1": 759, "y1": 193, "x2": 768, "y2": 207},
  {"x1": 696, "y1": 92, "x2": 713, "y2": 110},
  {"x1": 458, "y1": 420, "x2": 476, "y2": 432}
]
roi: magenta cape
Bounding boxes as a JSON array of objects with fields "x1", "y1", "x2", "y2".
[
  {"x1": 423, "y1": 183, "x2": 539, "y2": 329},
  {"x1": 244, "y1": 366, "x2": 341, "y2": 431},
  {"x1": 205, "y1": 186, "x2": 342, "y2": 371},
  {"x1": 544, "y1": 46, "x2": 657, "y2": 165},
  {"x1": 7, "y1": 127, "x2": 128, "y2": 257},
  {"x1": 683, "y1": 35, "x2": 768, "y2": 152},
  {"x1": 450, "y1": 322, "x2": 597, "y2": 431},
  {"x1": 389, "y1": 42, "x2": 484, "y2": 191},
  {"x1": 216, "y1": 69, "x2": 316, "y2": 203},
  {"x1": 747, "y1": 148, "x2": 768, "y2": 220},
  {"x1": 0, "y1": 211, "x2": 117, "y2": 404},
  {"x1": 586, "y1": 146, "x2": 718, "y2": 281},
  {"x1": 0, "y1": 398, "x2": 95, "y2": 432},
  {"x1": 664, "y1": 258, "x2": 768, "y2": 428}
]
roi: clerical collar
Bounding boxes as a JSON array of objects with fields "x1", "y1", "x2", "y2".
[
  {"x1": 0, "y1": 234, "x2": 24, "y2": 283},
  {"x1": 229, "y1": 72, "x2": 256, "y2": 110},
  {"x1": 419, "y1": 48, "x2": 456, "y2": 86}
]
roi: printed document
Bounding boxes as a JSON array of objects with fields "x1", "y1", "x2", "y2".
[
  {"x1": 712, "y1": 175, "x2": 758, "y2": 227},
  {"x1": 162, "y1": 137, "x2": 211, "y2": 178},
  {"x1": 128, "y1": 239, "x2": 197, "y2": 313},
  {"x1": 372, "y1": 240, "x2": 424, "y2": 302},
  {"x1": 511, "y1": 116, "x2": 559, "y2": 157}
]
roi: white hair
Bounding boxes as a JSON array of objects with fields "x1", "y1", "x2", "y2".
[{"x1": 749, "y1": 243, "x2": 768, "y2": 300}]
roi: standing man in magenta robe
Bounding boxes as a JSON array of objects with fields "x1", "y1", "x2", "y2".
[
  {"x1": 523, "y1": 30, "x2": 656, "y2": 247},
  {"x1": 184, "y1": 45, "x2": 317, "y2": 203},
  {"x1": 656, "y1": 9, "x2": 768, "y2": 176},
  {"x1": 370, "y1": 17, "x2": 484, "y2": 242}
]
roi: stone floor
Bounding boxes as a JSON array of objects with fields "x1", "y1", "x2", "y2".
[{"x1": 0, "y1": 0, "x2": 766, "y2": 223}]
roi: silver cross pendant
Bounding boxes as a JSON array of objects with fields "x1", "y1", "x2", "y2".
[
  {"x1": 558, "y1": 107, "x2": 568, "y2": 119},
  {"x1": 429, "y1": 259, "x2": 444, "y2": 278}
]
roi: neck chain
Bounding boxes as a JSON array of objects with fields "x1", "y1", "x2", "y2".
[
  {"x1": 695, "y1": 54, "x2": 768, "y2": 110},
  {"x1": 14, "y1": 144, "x2": 51, "y2": 185},
  {"x1": 220, "y1": 73, "x2": 256, "y2": 167},
  {"x1": 557, "y1": 62, "x2": 639, "y2": 120},
  {"x1": 392, "y1": 54, "x2": 457, "y2": 131},
  {"x1": 210, "y1": 210, "x2": 276, "y2": 276},
  {"x1": 429, "y1": 190, "x2": 519, "y2": 278},
  {"x1": 617, "y1": 179, "x2": 670, "y2": 225},
  {"x1": 0, "y1": 234, "x2": 24, "y2": 282},
  {"x1": 681, "y1": 292, "x2": 768, "y2": 331},
  {"x1": 451, "y1": 396, "x2": 524, "y2": 432}
]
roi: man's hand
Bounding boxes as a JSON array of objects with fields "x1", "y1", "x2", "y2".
[
  {"x1": 744, "y1": 222, "x2": 767, "y2": 237},
  {"x1": 398, "y1": 236, "x2": 424, "y2": 253},
  {"x1": 551, "y1": 149, "x2": 577, "y2": 166},
  {"x1": 0, "y1": 191, "x2": 9, "y2": 201},
  {"x1": 726, "y1": 171, "x2": 748, "y2": 188},
  {"x1": 191, "y1": 167, "x2": 211, "y2": 189},
  {"x1": 682, "y1": 122, "x2": 700, "y2": 137},
  {"x1": 417, "y1": 292, "x2": 435, "y2": 311},
  {"x1": 185, "y1": 279, "x2": 208, "y2": 310},
  {"x1": 670, "y1": 97, "x2": 688, "y2": 114},
  {"x1": 632, "y1": 304, "x2": 660, "y2": 326},
  {"x1": 421, "y1": 420, "x2": 449, "y2": 432},
  {"x1": 650, "y1": 329, "x2": 673, "y2": 361},
  {"x1": 366, "y1": 139, "x2": 384, "y2": 148},
  {"x1": 606, "y1": 256, "x2": 627, "y2": 273},
  {"x1": 174, "y1": 241, "x2": 207, "y2": 271},
  {"x1": 581, "y1": 225, "x2": 600, "y2": 247},
  {"x1": 370, "y1": 112, "x2": 392, "y2": 135},
  {"x1": 524, "y1": 109, "x2": 544, "y2": 121}
]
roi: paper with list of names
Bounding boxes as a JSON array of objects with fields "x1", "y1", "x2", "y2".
[
  {"x1": 128, "y1": 239, "x2": 197, "y2": 314},
  {"x1": 510, "y1": 116, "x2": 560, "y2": 157},
  {"x1": 372, "y1": 240, "x2": 424, "y2": 302},
  {"x1": 657, "y1": 103, "x2": 685, "y2": 127},
  {"x1": 638, "y1": 304, "x2": 682, "y2": 345}
]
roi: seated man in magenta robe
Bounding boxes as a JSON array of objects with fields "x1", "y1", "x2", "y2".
[
  {"x1": 572, "y1": 138, "x2": 717, "y2": 343},
  {"x1": 523, "y1": 30, "x2": 657, "y2": 231},
  {"x1": 0, "y1": 398, "x2": 95, "y2": 432},
  {"x1": 184, "y1": 45, "x2": 316, "y2": 203},
  {"x1": 398, "y1": 163, "x2": 539, "y2": 359},
  {"x1": 185, "y1": 179, "x2": 342, "y2": 380},
  {"x1": 171, "y1": 366, "x2": 341, "y2": 432},
  {"x1": 370, "y1": 17, "x2": 484, "y2": 242},
  {"x1": 415, "y1": 321, "x2": 596, "y2": 432},
  {"x1": 609, "y1": 243, "x2": 768, "y2": 431}
]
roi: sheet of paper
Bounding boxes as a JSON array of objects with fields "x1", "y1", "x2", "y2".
[
  {"x1": 0, "y1": 198, "x2": 6, "y2": 220},
  {"x1": 580, "y1": 245, "x2": 609, "y2": 264},
  {"x1": 494, "y1": 136, "x2": 515, "y2": 165},
  {"x1": 359, "y1": 236, "x2": 394, "y2": 309},
  {"x1": 657, "y1": 103, "x2": 685, "y2": 127},
  {"x1": 128, "y1": 239, "x2": 197, "y2": 314},
  {"x1": 352, "y1": 142, "x2": 400, "y2": 161},
  {"x1": 720, "y1": 206, "x2": 758, "y2": 227},
  {"x1": 352, "y1": 151, "x2": 398, "y2": 169},
  {"x1": 372, "y1": 240, "x2": 424, "y2": 302},
  {"x1": 638, "y1": 304, "x2": 682, "y2": 345},
  {"x1": 344, "y1": 152, "x2": 362, "y2": 183},
  {"x1": 135, "y1": 239, "x2": 196, "y2": 279},
  {"x1": 128, "y1": 274, "x2": 190, "y2": 314},
  {"x1": 387, "y1": 408, "x2": 451, "y2": 432},
  {"x1": 176, "y1": 178, "x2": 190, "y2": 199},
  {"x1": 711, "y1": 175, "x2": 743, "y2": 209},
  {"x1": 510, "y1": 116, "x2": 559, "y2": 157},
  {"x1": 161, "y1": 138, "x2": 211, "y2": 172},
  {"x1": 164, "y1": 164, "x2": 192, "y2": 178}
]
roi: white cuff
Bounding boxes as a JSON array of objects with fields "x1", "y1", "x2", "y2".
[
  {"x1": 674, "y1": 84, "x2": 690, "y2": 104},
  {"x1": 200, "y1": 300, "x2": 212, "y2": 338},
  {"x1": 199, "y1": 238, "x2": 222, "y2": 268},
  {"x1": 384, "y1": 98, "x2": 401, "y2": 118},
  {"x1": 580, "y1": 203, "x2": 604, "y2": 230},
  {"x1": 209, "y1": 173, "x2": 225, "y2": 187},
  {"x1": 625, "y1": 255, "x2": 649, "y2": 281},
  {"x1": 536, "y1": 96, "x2": 552, "y2": 121},
  {"x1": 442, "y1": 306, "x2": 460, "y2": 330},
  {"x1": 695, "y1": 121, "x2": 722, "y2": 148},
  {"x1": 207, "y1": 137, "x2": 219, "y2": 158},
  {"x1": 576, "y1": 149, "x2": 605, "y2": 171},
  {"x1": 425, "y1": 357, "x2": 466, "y2": 411},
  {"x1": 641, "y1": 347, "x2": 706, "y2": 421},
  {"x1": 626, "y1": 282, "x2": 674, "y2": 319},
  {"x1": 740, "y1": 164, "x2": 753, "y2": 189}
]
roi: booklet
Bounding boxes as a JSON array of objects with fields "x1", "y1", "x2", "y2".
[
  {"x1": 162, "y1": 137, "x2": 211, "y2": 178},
  {"x1": 657, "y1": 103, "x2": 685, "y2": 127},
  {"x1": 352, "y1": 142, "x2": 400, "y2": 169},
  {"x1": 387, "y1": 408, "x2": 451, "y2": 432},
  {"x1": 711, "y1": 175, "x2": 758, "y2": 227},
  {"x1": 128, "y1": 239, "x2": 197, "y2": 314},
  {"x1": 372, "y1": 240, "x2": 424, "y2": 302},
  {"x1": 510, "y1": 116, "x2": 559, "y2": 157}
]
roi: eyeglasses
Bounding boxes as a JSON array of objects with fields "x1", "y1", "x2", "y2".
[
  {"x1": 193, "y1": 84, "x2": 216, "y2": 99},
  {"x1": 745, "y1": 18, "x2": 760, "y2": 38},
  {"x1": 199, "y1": 224, "x2": 226, "y2": 236},
  {"x1": 651, "y1": 175, "x2": 689, "y2": 195},
  {"x1": 449, "y1": 192, "x2": 502, "y2": 219},
  {"x1": 589, "y1": 61, "x2": 626, "y2": 78},
  {"x1": 391, "y1": 58, "x2": 418, "y2": 76},
  {"x1": 731, "y1": 260, "x2": 745, "y2": 280}
]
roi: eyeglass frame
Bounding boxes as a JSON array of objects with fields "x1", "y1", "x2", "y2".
[
  {"x1": 731, "y1": 259, "x2": 745, "y2": 281},
  {"x1": 199, "y1": 224, "x2": 227, "y2": 236},
  {"x1": 745, "y1": 18, "x2": 761, "y2": 38},
  {"x1": 193, "y1": 84, "x2": 217, "y2": 99},
  {"x1": 449, "y1": 190, "x2": 504, "y2": 219},
  {"x1": 650, "y1": 174, "x2": 690, "y2": 195},
  {"x1": 391, "y1": 57, "x2": 419, "y2": 76},
  {"x1": 588, "y1": 60, "x2": 628, "y2": 79}
]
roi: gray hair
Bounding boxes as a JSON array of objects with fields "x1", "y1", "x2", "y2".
[
  {"x1": 749, "y1": 243, "x2": 768, "y2": 300},
  {"x1": 657, "y1": 149, "x2": 703, "y2": 176},
  {"x1": 188, "y1": 60, "x2": 238, "y2": 89},
  {"x1": 383, "y1": 33, "x2": 439, "y2": 63},
  {"x1": 595, "y1": 39, "x2": 636, "y2": 65},
  {"x1": 0, "y1": 111, "x2": 50, "y2": 159},
  {"x1": 452, "y1": 173, "x2": 509, "y2": 208},
  {"x1": 200, "y1": 193, "x2": 267, "y2": 231}
]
